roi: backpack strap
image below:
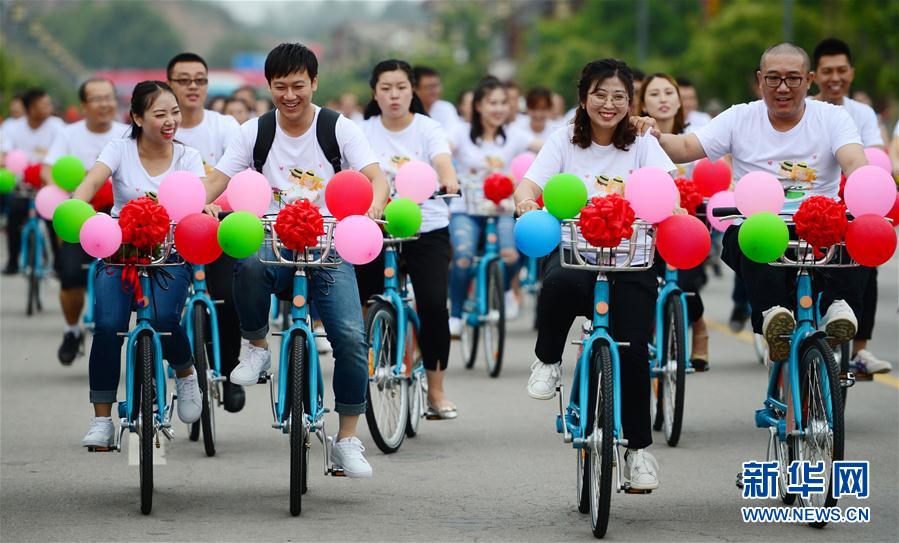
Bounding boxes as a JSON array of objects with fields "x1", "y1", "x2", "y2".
[
  {"x1": 252, "y1": 109, "x2": 277, "y2": 173},
  {"x1": 316, "y1": 107, "x2": 342, "y2": 173}
]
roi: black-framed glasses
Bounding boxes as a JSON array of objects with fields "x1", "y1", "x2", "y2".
[
  {"x1": 763, "y1": 75, "x2": 804, "y2": 88},
  {"x1": 170, "y1": 77, "x2": 208, "y2": 87}
]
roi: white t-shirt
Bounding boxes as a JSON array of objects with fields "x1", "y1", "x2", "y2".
[
  {"x1": 43, "y1": 120, "x2": 129, "y2": 170},
  {"x1": 694, "y1": 99, "x2": 860, "y2": 209},
  {"x1": 685, "y1": 110, "x2": 712, "y2": 130},
  {"x1": 525, "y1": 126, "x2": 675, "y2": 265},
  {"x1": 360, "y1": 114, "x2": 451, "y2": 233},
  {"x1": 835, "y1": 97, "x2": 883, "y2": 147},
  {"x1": 428, "y1": 100, "x2": 461, "y2": 132},
  {"x1": 214, "y1": 105, "x2": 379, "y2": 217},
  {"x1": 175, "y1": 109, "x2": 240, "y2": 174},
  {"x1": 450, "y1": 122, "x2": 532, "y2": 213},
  {"x1": 1, "y1": 116, "x2": 65, "y2": 162},
  {"x1": 97, "y1": 138, "x2": 205, "y2": 215},
  {"x1": 511, "y1": 115, "x2": 562, "y2": 144}
]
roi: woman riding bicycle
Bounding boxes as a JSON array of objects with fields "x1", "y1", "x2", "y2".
[
  {"x1": 514, "y1": 59, "x2": 677, "y2": 491},
  {"x1": 73, "y1": 81, "x2": 205, "y2": 449},
  {"x1": 356, "y1": 59, "x2": 461, "y2": 418}
]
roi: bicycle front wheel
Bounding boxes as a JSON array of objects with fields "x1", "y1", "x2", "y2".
[
  {"x1": 405, "y1": 320, "x2": 424, "y2": 438},
  {"x1": 661, "y1": 295, "x2": 686, "y2": 447},
  {"x1": 25, "y1": 230, "x2": 38, "y2": 316},
  {"x1": 483, "y1": 260, "x2": 505, "y2": 378},
  {"x1": 589, "y1": 343, "x2": 614, "y2": 539},
  {"x1": 289, "y1": 331, "x2": 308, "y2": 516},
  {"x1": 192, "y1": 304, "x2": 216, "y2": 457},
  {"x1": 137, "y1": 332, "x2": 155, "y2": 515},
  {"x1": 364, "y1": 301, "x2": 408, "y2": 453}
]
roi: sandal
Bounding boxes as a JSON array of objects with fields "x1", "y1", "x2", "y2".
[
  {"x1": 425, "y1": 402, "x2": 458, "y2": 420},
  {"x1": 691, "y1": 327, "x2": 710, "y2": 372}
]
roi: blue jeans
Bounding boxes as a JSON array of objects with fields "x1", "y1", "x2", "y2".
[
  {"x1": 89, "y1": 261, "x2": 193, "y2": 404},
  {"x1": 233, "y1": 251, "x2": 367, "y2": 416},
  {"x1": 448, "y1": 213, "x2": 517, "y2": 318}
]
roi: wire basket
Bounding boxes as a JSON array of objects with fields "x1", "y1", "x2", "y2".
[
  {"x1": 461, "y1": 182, "x2": 515, "y2": 217},
  {"x1": 259, "y1": 216, "x2": 341, "y2": 268},
  {"x1": 769, "y1": 219, "x2": 858, "y2": 268},
  {"x1": 103, "y1": 223, "x2": 182, "y2": 267},
  {"x1": 560, "y1": 219, "x2": 656, "y2": 272}
]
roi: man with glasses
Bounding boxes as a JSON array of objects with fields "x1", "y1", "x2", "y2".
[
  {"x1": 412, "y1": 66, "x2": 459, "y2": 131},
  {"x1": 40, "y1": 78, "x2": 128, "y2": 364},
  {"x1": 166, "y1": 53, "x2": 246, "y2": 411},
  {"x1": 653, "y1": 43, "x2": 869, "y2": 362}
]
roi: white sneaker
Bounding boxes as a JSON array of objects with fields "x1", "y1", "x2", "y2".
[
  {"x1": 504, "y1": 291, "x2": 520, "y2": 321},
  {"x1": 230, "y1": 344, "x2": 272, "y2": 386},
  {"x1": 448, "y1": 317, "x2": 463, "y2": 338},
  {"x1": 852, "y1": 349, "x2": 892, "y2": 374},
  {"x1": 175, "y1": 372, "x2": 202, "y2": 424},
  {"x1": 81, "y1": 416, "x2": 115, "y2": 449},
  {"x1": 625, "y1": 448, "x2": 659, "y2": 490},
  {"x1": 330, "y1": 436, "x2": 373, "y2": 478},
  {"x1": 314, "y1": 324, "x2": 332, "y2": 354},
  {"x1": 527, "y1": 359, "x2": 561, "y2": 400},
  {"x1": 820, "y1": 299, "x2": 857, "y2": 347},
  {"x1": 762, "y1": 306, "x2": 795, "y2": 362}
]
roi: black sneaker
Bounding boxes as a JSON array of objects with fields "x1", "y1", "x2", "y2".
[
  {"x1": 2, "y1": 263, "x2": 19, "y2": 275},
  {"x1": 728, "y1": 305, "x2": 750, "y2": 333},
  {"x1": 223, "y1": 382, "x2": 246, "y2": 413},
  {"x1": 58, "y1": 331, "x2": 84, "y2": 366}
]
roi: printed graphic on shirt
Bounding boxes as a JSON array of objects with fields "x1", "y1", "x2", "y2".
[
  {"x1": 777, "y1": 160, "x2": 818, "y2": 200},
  {"x1": 595, "y1": 175, "x2": 625, "y2": 196},
  {"x1": 278, "y1": 167, "x2": 325, "y2": 206},
  {"x1": 485, "y1": 155, "x2": 505, "y2": 171}
]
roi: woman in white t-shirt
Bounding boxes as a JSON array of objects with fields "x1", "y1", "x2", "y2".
[
  {"x1": 637, "y1": 73, "x2": 711, "y2": 372},
  {"x1": 72, "y1": 81, "x2": 206, "y2": 450},
  {"x1": 512, "y1": 86, "x2": 561, "y2": 151},
  {"x1": 448, "y1": 76, "x2": 532, "y2": 335},
  {"x1": 515, "y1": 60, "x2": 678, "y2": 491},
  {"x1": 357, "y1": 59, "x2": 461, "y2": 418}
]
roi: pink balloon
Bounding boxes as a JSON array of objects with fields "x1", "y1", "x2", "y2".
[
  {"x1": 333, "y1": 215, "x2": 383, "y2": 265},
  {"x1": 227, "y1": 169, "x2": 271, "y2": 216},
  {"x1": 623, "y1": 166, "x2": 678, "y2": 223},
  {"x1": 707, "y1": 190, "x2": 737, "y2": 232},
  {"x1": 5, "y1": 150, "x2": 28, "y2": 176},
  {"x1": 510, "y1": 152, "x2": 536, "y2": 182},
  {"x1": 213, "y1": 192, "x2": 232, "y2": 212},
  {"x1": 157, "y1": 170, "x2": 205, "y2": 222},
  {"x1": 734, "y1": 171, "x2": 784, "y2": 215},
  {"x1": 844, "y1": 165, "x2": 897, "y2": 217},
  {"x1": 864, "y1": 147, "x2": 892, "y2": 174},
  {"x1": 79, "y1": 213, "x2": 122, "y2": 258},
  {"x1": 35, "y1": 185, "x2": 70, "y2": 220},
  {"x1": 395, "y1": 160, "x2": 437, "y2": 204}
]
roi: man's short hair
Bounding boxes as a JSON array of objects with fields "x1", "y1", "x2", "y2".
[
  {"x1": 166, "y1": 52, "x2": 208, "y2": 80},
  {"x1": 812, "y1": 38, "x2": 852, "y2": 69},
  {"x1": 264, "y1": 43, "x2": 318, "y2": 84},
  {"x1": 78, "y1": 78, "x2": 115, "y2": 102},
  {"x1": 22, "y1": 88, "x2": 48, "y2": 111},
  {"x1": 676, "y1": 77, "x2": 694, "y2": 88},
  {"x1": 412, "y1": 66, "x2": 439, "y2": 84},
  {"x1": 760, "y1": 43, "x2": 811, "y2": 72}
]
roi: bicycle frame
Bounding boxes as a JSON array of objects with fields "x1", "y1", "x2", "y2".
[
  {"x1": 19, "y1": 199, "x2": 48, "y2": 276},
  {"x1": 463, "y1": 217, "x2": 505, "y2": 326},
  {"x1": 370, "y1": 244, "x2": 422, "y2": 380},
  {"x1": 649, "y1": 267, "x2": 692, "y2": 368},
  {"x1": 181, "y1": 264, "x2": 223, "y2": 377},
  {"x1": 83, "y1": 260, "x2": 99, "y2": 326}
]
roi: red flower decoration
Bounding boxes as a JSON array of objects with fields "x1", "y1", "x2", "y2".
[
  {"x1": 793, "y1": 195, "x2": 847, "y2": 257},
  {"x1": 275, "y1": 200, "x2": 325, "y2": 251},
  {"x1": 23, "y1": 163, "x2": 42, "y2": 189},
  {"x1": 579, "y1": 194, "x2": 636, "y2": 248},
  {"x1": 119, "y1": 196, "x2": 170, "y2": 253},
  {"x1": 483, "y1": 173, "x2": 514, "y2": 205},
  {"x1": 674, "y1": 177, "x2": 703, "y2": 216},
  {"x1": 90, "y1": 178, "x2": 114, "y2": 212}
]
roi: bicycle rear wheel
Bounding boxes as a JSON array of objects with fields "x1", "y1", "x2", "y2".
[
  {"x1": 405, "y1": 320, "x2": 424, "y2": 438},
  {"x1": 483, "y1": 260, "x2": 505, "y2": 378},
  {"x1": 589, "y1": 343, "x2": 614, "y2": 539},
  {"x1": 25, "y1": 230, "x2": 37, "y2": 316},
  {"x1": 289, "y1": 331, "x2": 308, "y2": 516},
  {"x1": 364, "y1": 301, "x2": 408, "y2": 453},
  {"x1": 137, "y1": 332, "x2": 154, "y2": 515},
  {"x1": 660, "y1": 295, "x2": 686, "y2": 446},
  {"x1": 461, "y1": 304, "x2": 480, "y2": 370},
  {"x1": 192, "y1": 305, "x2": 216, "y2": 457}
]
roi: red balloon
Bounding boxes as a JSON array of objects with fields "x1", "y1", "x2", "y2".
[
  {"x1": 324, "y1": 170, "x2": 373, "y2": 220},
  {"x1": 174, "y1": 213, "x2": 222, "y2": 265},
  {"x1": 656, "y1": 214, "x2": 711, "y2": 269},
  {"x1": 845, "y1": 214, "x2": 897, "y2": 267},
  {"x1": 692, "y1": 158, "x2": 731, "y2": 197},
  {"x1": 886, "y1": 193, "x2": 899, "y2": 229}
]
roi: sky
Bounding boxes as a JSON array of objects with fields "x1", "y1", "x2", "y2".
[{"x1": 209, "y1": 0, "x2": 413, "y2": 26}]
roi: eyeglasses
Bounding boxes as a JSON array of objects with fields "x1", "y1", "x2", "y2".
[
  {"x1": 85, "y1": 96, "x2": 116, "y2": 104},
  {"x1": 763, "y1": 75, "x2": 805, "y2": 88},
  {"x1": 591, "y1": 93, "x2": 629, "y2": 107},
  {"x1": 170, "y1": 78, "x2": 209, "y2": 87}
]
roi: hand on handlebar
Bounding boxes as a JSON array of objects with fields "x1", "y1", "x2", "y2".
[{"x1": 515, "y1": 198, "x2": 541, "y2": 216}]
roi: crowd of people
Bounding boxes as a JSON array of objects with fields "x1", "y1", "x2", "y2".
[{"x1": 0, "y1": 37, "x2": 895, "y2": 488}]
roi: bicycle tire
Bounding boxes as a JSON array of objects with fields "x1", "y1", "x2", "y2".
[
  {"x1": 405, "y1": 320, "x2": 424, "y2": 438},
  {"x1": 661, "y1": 295, "x2": 686, "y2": 447},
  {"x1": 589, "y1": 343, "x2": 614, "y2": 539},
  {"x1": 364, "y1": 301, "x2": 408, "y2": 453},
  {"x1": 772, "y1": 364, "x2": 797, "y2": 505},
  {"x1": 577, "y1": 341, "x2": 600, "y2": 514},
  {"x1": 837, "y1": 341, "x2": 851, "y2": 409},
  {"x1": 193, "y1": 305, "x2": 216, "y2": 457},
  {"x1": 137, "y1": 332, "x2": 154, "y2": 515},
  {"x1": 25, "y1": 229, "x2": 37, "y2": 316},
  {"x1": 483, "y1": 260, "x2": 505, "y2": 378},
  {"x1": 461, "y1": 302, "x2": 480, "y2": 370},
  {"x1": 289, "y1": 331, "x2": 308, "y2": 516}
]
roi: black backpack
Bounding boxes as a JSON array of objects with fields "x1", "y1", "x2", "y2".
[{"x1": 252, "y1": 107, "x2": 342, "y2": 174}]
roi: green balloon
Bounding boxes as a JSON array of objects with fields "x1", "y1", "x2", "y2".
[
  {"x1": 0, "y1": 169, "x2": 15, "y2": 194},
  {"x1": 53, "y1": 199, "x2": 97, "y2": 243},
  {"x1": 218, "y1": 211, "x2": 264, "y2": 259},
  {"x1": 738, "y1": 212, "x2": 789, "y2": 263},
  {"x1": 384, "y1": 198, "x2": 422, "y2": 238},
  {"x1": 543, "y1": 173, "x2": 587, "y2": 220},
  {"x1": 52, "y1": 155, "x2": 86, "y2": 191}
]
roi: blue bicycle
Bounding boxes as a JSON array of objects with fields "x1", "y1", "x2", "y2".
[
  {"x1": 18, "y1": 190, "x2": 51, "y2": 316},
  {"x1": 181, "y1": 263, "x2": 225, "y2": 456},
  {"x1": 258, "y1": 217, "x2": 345, "y2": 516},
  {"x1": 553, "y1": 219, "x2": 656, "y2": 539},
  {"x1": 459, "y1": 183, "x2": 512, "y2": 377},
  {"x1": 82, "y1": 259, "x2": 99, "y2": 329}
]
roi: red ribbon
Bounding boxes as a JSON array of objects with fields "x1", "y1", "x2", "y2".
[
  {"x1": 483, "y1": 173, "x2": 515, "y2": 205},
  {"x1": 794, "y1": 196, "x2": 848, "y2": 257},
  {"x1": 116, "y1": 197, "x2": 169, "y2": 298},
  {"x1": 579, "y1": 194, "x2": 636, "y2": 248},
  {"x1": 674, "y1": 177, "x2": 703, "y2": 216},
  {"x1": 275, "y1": 200, "x2": 325, "y2": 251}
]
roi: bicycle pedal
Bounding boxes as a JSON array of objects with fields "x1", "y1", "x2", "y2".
[
  {"x1": 625, "y1": 488, "x2": 653, "y2": 495},
  {"x1": 852, "y1": 371, "x2": 874, "y2": 382},
  {"x1": 329, "y1": 468, "x2": 346, "y2": 477},
  {"x1": 257, "y1": 372, "x2": 272, "y2": 384},
  {"x1": 85, "y1": 445, "x2": 114, "y2": 453},
  {"x1": 840, "y1": 372, "x2": 856, "y2": 388}
]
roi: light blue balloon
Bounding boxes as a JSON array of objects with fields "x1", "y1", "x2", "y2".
[{"x1": 514, "y1": 211, "x2": 561, "y2": 257}]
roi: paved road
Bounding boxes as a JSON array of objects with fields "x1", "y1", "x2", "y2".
[{"x1": 2, "y1": 254, "x2": 897, "y2": 542}]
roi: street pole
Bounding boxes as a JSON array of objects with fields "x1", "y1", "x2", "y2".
[
  {"x1": 637, "y1": 0, "x2": 648, "y2": 67},
  {"x1": 783, "y1": 0, "x2": 794, "y2": 42}
]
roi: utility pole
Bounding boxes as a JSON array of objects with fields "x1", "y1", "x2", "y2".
[
  {"x1": 637, "y1": 0, "x2": 649, "y2": 66},
  {"x1": 783, "y1": 0, "x2": 794, "y2": 42}
]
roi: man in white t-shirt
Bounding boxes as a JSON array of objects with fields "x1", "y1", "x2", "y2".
[
  {"x1": 677, "y1": 78, "x2": 712, "y2": 129},
  {"x1": 204, "y1": 43, "x2": 389, "y2": 478},
  {"x1": 655, "y1": 43, "x2": 869, "y2": 363},
  {"x1": 413, "y1": 66, "x2": 459, "y2": 131},
  {"x1": 810, "y1": 38, "x2": 891, "y2": 375},
  {"x1": 167, "y1": 52, "x2": 248, "y2": 411},
  {"x1": 2, "y1": 88, "x2": 65, "y2": 275},
  {"x1": 41, "y1": 79, "x2": 127, "y2": 365}
]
